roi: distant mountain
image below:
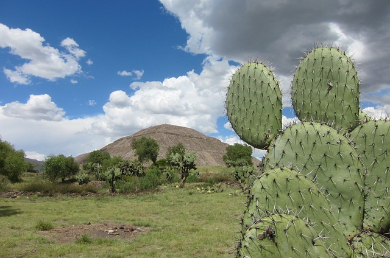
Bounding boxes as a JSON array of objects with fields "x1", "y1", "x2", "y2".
[
  {"x1": 75, "y1": 124, "x2": 231, "y2": 167},
  {"x1": 25, "y1": 157, "x2": 44, "y2": 172}
]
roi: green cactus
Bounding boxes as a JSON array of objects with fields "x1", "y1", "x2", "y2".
[
  {"x1": 349, "y1": 120, "x2": 390, "y2": 233},
  {"x1": 238, "y1": 213, "x2": 334, "y2": 257},
  {"x1": 292, "y1": 47, "x2": 360, "y2": 133},
  {"x1": 225, "y1": 46, "x2": 390, "y2": 257},
  {"x1": 263, "y1": 122, "x2": 364, "y2": 237},
  {"x1": 226, "y1": 61, "x2": 282, "y2": 149},
  {"x1": 241, "y1": 168, "x2": 351, "y2": 257},
  {"x1": 350, "y1": 231, "x2": 390, "y2": 257}
]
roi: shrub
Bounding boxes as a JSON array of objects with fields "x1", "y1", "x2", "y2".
[
  {"x1": 0, "y1": 175, "x2": 10, "y2": 192},
  {"x1": 44, "y1": 155, "x2": 79, "y2": 182},
  {"x1": 139, "y1": 168, "x2": 161, "y2": 191},
  {"x1": 76, "y1": 171, "x2": 90, "y2": 185}
]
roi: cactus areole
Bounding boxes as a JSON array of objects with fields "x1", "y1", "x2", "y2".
[{"x1": 226, "y1": 61, "x2": 282, "y2": 149}]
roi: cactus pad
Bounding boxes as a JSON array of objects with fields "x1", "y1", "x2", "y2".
[
  {"x1": 238, "y1": 213, "x2": 338, "y2": 257},
  {"x1": 350, "y1": 231, "x2": 390, "y2": 257},
  {"x1": 350, "y1": 120, "x2": 390, "y2": 232},
  {"x1": 242, "y1": 168, "x2": 351, "y2": 256},
  {"x1": 226, "y1": 61, "x2": 282, "y2": 149},
  {"x1": 292, "y1": 47, "x2": 360, "y2": 132},
  {"x1": 263, "y1": 122, "x2": 364, "y2": 237}
]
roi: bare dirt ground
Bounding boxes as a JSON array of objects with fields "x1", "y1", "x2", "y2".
[{"x1": 38, "y1": 222, "x2": 150, "y2": 243}]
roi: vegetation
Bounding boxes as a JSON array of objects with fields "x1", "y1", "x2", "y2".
[
  {"x1": 0, "y1": 138, "x2": 27, "y2": 182},
  {"x1": 131, "y1": 137, "x2": 159, "y2": 164},
  {"x1": 226, "y1": 46, "x2": 390, "y2": 257},
  {"x1": 166, "y1": 143, "x2": 196, "y2": 188},
  {"x1": 223, "y1": 143, "x2": 253, "y2": 166},
  {"x1": 43, "y1": 155, "x2": 79, "y2": 182},
  {"x1": 0, "y1": 174, "x2": 244, "y2": 258}
]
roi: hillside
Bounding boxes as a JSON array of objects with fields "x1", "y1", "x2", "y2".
[{"x1": 75, "y1": 124, "x2": 231, "y2": 167}]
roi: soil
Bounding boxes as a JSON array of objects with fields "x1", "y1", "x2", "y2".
[{"x1": 38, "y1": 222, "x2": 150, "y2": 243}]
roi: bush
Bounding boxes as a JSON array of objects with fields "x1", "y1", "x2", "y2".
[
  {"x1": 76, "y1": 171, "x2": 90, "y2": 185},
  {"x1": 139, "y1": 167, "x2": 161, "y2": 191},
  {"x1": 44, "y1": 155, "x2": 79, "y2": 182},
  {"x1": 117, "y1": 177, "x2": 139, "y2": 194},
  {"x1": 0, "y1": 175, "x2": 10, "y2": 192}
]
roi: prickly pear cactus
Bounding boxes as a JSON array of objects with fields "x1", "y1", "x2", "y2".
[
  {"x1": 238, "y1": 213, "x2": 333, "y2": 257},
  {"x1": 226, "y1": 61, "x2": 282, "y2": 149},
  {"x1": 226, "y1": 45, "x2": 390, "y2": 257},
  {"x1": 349, "y1": 120, "x2": 390, "y2": 233},
  {"x1": 292, "y1": 47, "x2": 360, "y2": 133},
  {"x1": 263, "y1": 122, "x2": 365, "y2": 237},
  {"x1": 241, "y1": 168, "x2": 351, "y2": 257}
]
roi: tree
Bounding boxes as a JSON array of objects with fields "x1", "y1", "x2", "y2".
[
  {"x1": 86, "y1": 150, "x2": 111, "y2": 165},
  {"x1": 44, "y1": 155, "x2": 79, "y2": 182},
  {"x1": 131, "y1": 137, "x2": 159, "y2": 164},
  {"x1": 223, "y1": 143, "x2": 253, "y2": 167},
  {"x1": 167, "y1": 143, "x2": 196, "y2": 188},
  {"x1": 166, "y1": 143, "x2": 185, "y2": 159},
  {"x1": 0, "y1": 139, "x2": 26, "y2": 182}
]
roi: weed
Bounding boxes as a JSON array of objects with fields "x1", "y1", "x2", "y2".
[
  {"x1": 34, "y1": 220, "x2": 53, "y2": 231},
  {"x1": 75, "y1": 234, "x2": 93, "y2": 244}
]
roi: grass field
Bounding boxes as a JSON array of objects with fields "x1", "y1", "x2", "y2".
[{"x1": 0, "y1": 182, "x2": 246, "y2": 257}]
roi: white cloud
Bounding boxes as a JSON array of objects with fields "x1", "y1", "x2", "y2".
[
  {"x1": 86, "y1": 59, "x2": 93, "y2": 65},
  {"x1": 362, "y1": 107, "x2": 389, "y2": 120},
  {"x1": 0, "y1": 110, "x2": 110, "y2": 158},
  {"x1": 117, "y1": 69, "x2": 144, "y2": 80},
  {"x1": 1, "y1": 94, "x2": 65, "y2": 121},
  {"x1": 0, "y1": 23, "x2": 86, "y2": 84},
  {"x1": 88, "y1": 100, "x2": 97, "y2": 106},
  {"x1": 159, "y1": 0, "x2": 390, "y2": 105},
  {"x1": 25, "y1": 151, "x2": 46, "y2": 161},
  {"x1": 132, "y1": 69, "x2": 144, "y2": 80},
  {"x1": 70, "y1": 79, "x2": 78, "y2": 84},
  {"x1": 118, "y1": 70, "x2": 132, "y2": 76},
  {"x1": 90, "y1": 57, "x2": 236, "y2": 136}
]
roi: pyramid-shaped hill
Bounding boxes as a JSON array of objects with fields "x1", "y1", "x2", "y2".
[{"x1": 76, "y1": 124, "x2": 231, "y2": 167}]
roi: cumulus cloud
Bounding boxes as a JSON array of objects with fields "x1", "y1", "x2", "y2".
[
  {"x1": 91, "y1": 57, "x2": 236, "y2": 136},
  {"x1": 0, "y1": 23, "x2": 86, "y2": 84},
  {"x1": 1, "y1": 94, "x2": 65, "y2": 121},
  {"x1": 70, "y1": 79, "x2": 78, "y2": 84},
  {"x1": 118, "y1": 70, "x2": 132, "y2": 76},
  {"x1": 86, "y1": 59, "x2": 93, "y2": 65},
  {"x1": 159, "y1": 0, "x2": 390, "y2": 106},
  {"x1": 0, "y1": 110, "x2": 110, "y2": 158}
]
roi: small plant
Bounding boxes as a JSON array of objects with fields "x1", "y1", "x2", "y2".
[
  {"x1": 34, "y1": 220, "x2": 53, "y2": 231},
  {"x1": 75, "y1": 234, "x2": 93, "y2": 244},
  {"x1": 0, "y1": 175, "x2": 10, "y2": 192}
]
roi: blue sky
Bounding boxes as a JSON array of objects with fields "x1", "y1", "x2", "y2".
[{"x1": 1, "y1": 0, "x2": 389, "y2": 160}]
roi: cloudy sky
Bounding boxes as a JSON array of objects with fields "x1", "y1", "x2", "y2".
[{"x1": 1, "y1": 0, "x2": 389, "y2": 161}]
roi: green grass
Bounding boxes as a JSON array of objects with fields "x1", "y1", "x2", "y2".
[{"x1": 0, "y1": 183, "x2": 245, "y2": 258}]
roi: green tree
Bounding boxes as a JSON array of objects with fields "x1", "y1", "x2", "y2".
[
  {"x1": 223, "y1": 143, "x2": 253, "y2": 167},
  {"x1": 166, "y1": 143, "x2": 185, "y2": 159},
  {"x1": 131, "y1": 137, "x2": 159, "y2": 164},
  {"x1": 86, "y1": 150, "x2": 111, "y2": 165},
  {"x1": 167, "y1": 143, "x2": 196, "y2": 188},
  {"x1": 44, "y1": 155, "x2": 79, "y2": 182},
  {"x1": 0, "y1": 139, "x2": 26, "y2": 182}
]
